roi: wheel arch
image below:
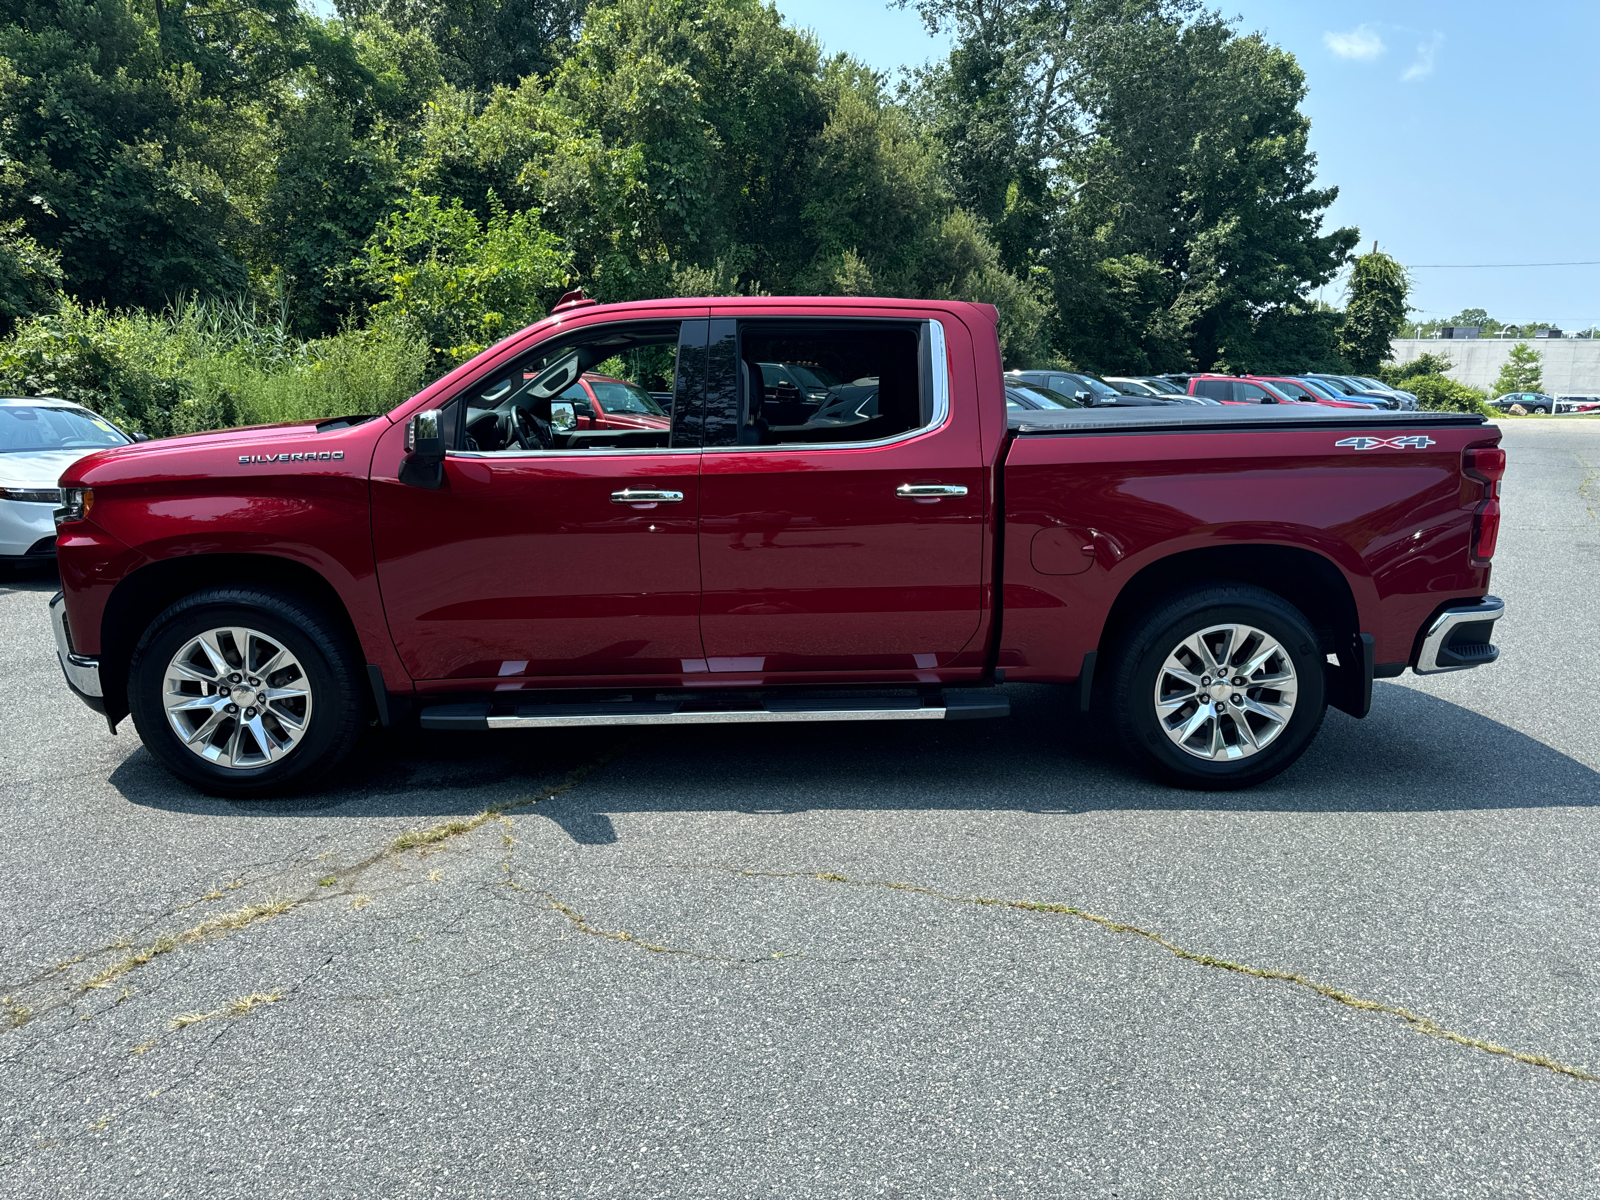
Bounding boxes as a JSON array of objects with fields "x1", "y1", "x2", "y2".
[
  {"x1": 1097, "y1": 543, "x2": 1362, "y2": 669},
  {"x1": 99, "y1": 553, "x2": 366, "y2": 729}
]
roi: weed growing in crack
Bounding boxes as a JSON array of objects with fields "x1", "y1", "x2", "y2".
[
  {"x1": 3, "y1": 996, "x2": 32, "y2": 1028},
  {"x1": 83, "y1": 901, "x2": 293, "y2": 991},
  {"x1": 318, "y1": 877, "x2": 336, "y2": 887},
  {"x1": 350, "y1": 895, "x2": 372, "y2": 910},
  {"x1": 728, "y1": 868, "x2": 1599, "y2": 1085},
  {"x1": 171, "y1": 991, "x2": 284, "y2": 1031},
  {"x1": 389, "y1": 753, "x2": 617, "y2": 856}
]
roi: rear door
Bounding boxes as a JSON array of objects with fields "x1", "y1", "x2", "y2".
[{"x1": 695, "y1": 314, "x2": 986, "y2": 676}]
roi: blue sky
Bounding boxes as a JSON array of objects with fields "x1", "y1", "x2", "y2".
[{"x1": 773, "y1": 0, "x2": 1600, "y2": 330}]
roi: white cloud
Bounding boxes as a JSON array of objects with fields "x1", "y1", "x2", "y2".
[
  {"x1": 1401, "y1": 33, "x2": 1444, "y2": 82},
  {"x1": 1324, "y1": 24, "x2": 1386, "y2": 61}
]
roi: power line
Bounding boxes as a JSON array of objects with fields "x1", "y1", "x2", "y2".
[{"x1": 1407, "y1": 260, "x2": 1600, "y2": 269}]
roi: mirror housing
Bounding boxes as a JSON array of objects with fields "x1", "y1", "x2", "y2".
[
  {"x1": 132, "y1": 432, "x2": 151, "y2": 443},
  {"x1": 400, "y1": 408, "x2": 446, "y2": 489}
]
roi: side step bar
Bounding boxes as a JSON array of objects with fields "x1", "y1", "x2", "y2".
[{"x1": 419, "y1": 692, "x2": 1009, "y2": 732}]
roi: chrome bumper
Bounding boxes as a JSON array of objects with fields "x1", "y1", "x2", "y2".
[
  {"x1": 1415, "y1": 596, "x2": 1504, "y2": 674},
  {"x1": 49, "y1": 590, "x2": 103, "y2": 698}
]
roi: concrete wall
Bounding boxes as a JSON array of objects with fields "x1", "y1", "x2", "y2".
[{"x1": 1389, "y1": 338, "x2": 1600, "y2": 396}]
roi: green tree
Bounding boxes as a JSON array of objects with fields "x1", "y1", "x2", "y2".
[
  {"x1": 335, "y1": 0, "x2": 584, "y2": 91},
  {"x1": 1337, "y1": 249, "x2": 1409, "y2": 373},
  {"x1": 0, "y1": 0, "x2": 368, "y2": 308},
  {"x1": 905, "y1": 0, "x2": 1357, "y2": 373},
  {"x1": 0, "y1": 220, "x2": 63, "y2": 333},
  {"x1": 1493, "y1": 343, "x2": 1543, "y2": 395},
  {"x1": 354, "y1": 190, "x2": 569, "y2": 362}
]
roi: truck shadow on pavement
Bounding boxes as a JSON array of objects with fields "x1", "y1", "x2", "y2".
[{"x1": 113, "y1": 681, "x2": 1600, "y2": 842}]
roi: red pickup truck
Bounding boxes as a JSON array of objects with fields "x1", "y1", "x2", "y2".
[{"x1": 48, "y1": 295, "x2": 1506, "y2": 796}]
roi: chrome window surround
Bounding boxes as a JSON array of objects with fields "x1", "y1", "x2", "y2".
[
  {"x1": 447, "y1": 318, "x2": 952, "y2": 459},
  {"x1": 703, "y1": 317, "x2": 950, "y2": 454}
]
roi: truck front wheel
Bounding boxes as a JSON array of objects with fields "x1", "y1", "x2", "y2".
[
  {"x1": 1108, "y1": 584, "x2": 1326, "y2": 790},
  {"x1": 127, "y1": 587, "x2": 364, "y2": 797}
]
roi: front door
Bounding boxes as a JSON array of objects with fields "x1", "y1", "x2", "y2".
[
  {"x1": 372, "y1": 317, "x2": 709, "y2": 685},
  {"x1": 695, "y1": 315, "x2": 986, "y2": 676}
]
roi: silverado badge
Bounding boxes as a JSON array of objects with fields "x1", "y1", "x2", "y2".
[{"x1": 238, "y1": 451, "x2": 346, "y2": 463}]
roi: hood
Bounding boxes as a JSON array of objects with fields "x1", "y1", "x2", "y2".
[
  {"x1": 0, "y1": 448, "x2": 105, "y2": 489},
  {"x1": 61, "y1": 417, "x2": 384, "y2": 481}
]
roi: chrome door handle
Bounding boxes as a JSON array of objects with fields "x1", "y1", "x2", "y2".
[
  {"x1": 611, "y1": 489, "x2": 684, "y2": 504},
  {"x1": 896, "y1": 484, "x2": 968, "y2": 498}
]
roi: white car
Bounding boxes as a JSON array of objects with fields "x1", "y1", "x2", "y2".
[{"x1": 1, "y1": 397, "x2": 135, "y2": 568}]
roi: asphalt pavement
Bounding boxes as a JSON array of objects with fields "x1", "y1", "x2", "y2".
[{"x1": 2, "y1": 420, "x2": 1597, "y2": 1198}]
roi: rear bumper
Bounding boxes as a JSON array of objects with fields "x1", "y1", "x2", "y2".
[
  {"x1": 1415, "y1": 596, "x2": 1504, "y2": 674},
  {"x1": 49, "y1": 590, "x2": 106, "y2": 714}
]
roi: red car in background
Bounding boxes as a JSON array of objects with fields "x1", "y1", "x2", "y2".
[
  {"x1": 561, "y1": 373, "x2": 671, "y2": 431},
  {"x1": 1246, "y1": 376, "x2": 1386, "y2": 410}
]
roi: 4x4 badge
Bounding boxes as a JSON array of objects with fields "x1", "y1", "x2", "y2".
[{"x1": 1335, "y1": 436, "x2": 1436, "y2": 450}]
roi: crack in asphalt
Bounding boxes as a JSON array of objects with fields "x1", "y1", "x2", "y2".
[{"x1": 712, "y1": 867, "x2": 1598, "y2": 1085}]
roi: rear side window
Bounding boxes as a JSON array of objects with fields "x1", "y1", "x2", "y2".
[
  {"x1": 718, "y1": 320, "x2": 933, "y2": 447},
  {"x1": 1193, "y1": 379, "x2": 1233, "y2": 402}
]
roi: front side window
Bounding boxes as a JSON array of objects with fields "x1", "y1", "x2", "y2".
[
  {"x1": 718, "y1": 320, "x2": 933, "y2": 447},
  {"x1": 0, "y1": 405, "x2": 129, "y2": 453},
  {"x1": 1235, "y1": 382, "x2": 1271, "y2": 402},
  {"x1": 446, "y1": 322, "x2": 691, "y2": 454}
]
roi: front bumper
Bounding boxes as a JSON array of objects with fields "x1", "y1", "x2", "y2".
[
  {"x1": 1, "y1": 498, "x2": 60, "y2": 557},
  {"x1": 49, "y1": 590, "x2": 107, "y2": 714},
  {"x1": 1415, "y1": 596, "x2": 1504, "y2": 674}
]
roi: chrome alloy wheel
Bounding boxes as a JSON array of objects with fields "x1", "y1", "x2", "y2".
[
  {"x1": 162, "y1": 627, "x2": 313, "y2": 769},
  {"x1": 1152, "y1": 622, "x2": 1298, "y2": 761}
]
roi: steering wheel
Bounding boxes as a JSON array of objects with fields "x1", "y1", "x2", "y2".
[{"x1": 511, "y1": 403, "x2": 554, "y2": 451}]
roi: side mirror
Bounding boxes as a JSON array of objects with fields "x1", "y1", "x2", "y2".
[
  {"x1": 549, "y1": 400, "x2": 576, "y2": 432},
  {"x1": 132, "y1": 432, "x2": 151, "y2": 443},
  {"x1": 400, "y1": 408, "x2": 445, "y2": 489}
]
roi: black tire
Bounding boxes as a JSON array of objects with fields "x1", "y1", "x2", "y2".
[
  {"x1": 128, "y1": 587, "x2": 365, "y2": 797},
  {"x1": 1109, "y1": 584, "x2": 1326, "y2": 790}
]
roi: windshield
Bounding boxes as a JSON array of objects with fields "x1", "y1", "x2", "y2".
[
  {"x1": 1070, "y1": 374, "x2": 1120, "y2": 398},
  {"x1": 1110, "y1": 379, "x2": 1156, "y2": 396},
  {"x1": 1009, "y1": 386, "x2": 1080, "y2": 410},
  {"x1": 588, "y1": 380, "x2": 665, "y2": 416},
  {"x1": 1294, "y1": 379, "x2": 1340, "y2": 399},
  {"x1": 1142, "y1": 377, "x2": 1184, "y2": 394},
  {"x1": 0, "y1": 405, "x2": 129, "y2": 454}
]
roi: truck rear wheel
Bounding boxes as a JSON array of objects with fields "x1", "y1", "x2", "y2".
[
  {"x1": 1108, "y1": 584, "x2": 1326, "y2": 790},
  {"x1": 128, "y1": 587, "x2": 364, "y2": 797}
]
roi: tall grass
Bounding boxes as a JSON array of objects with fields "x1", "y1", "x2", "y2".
[{"x1": 0, "y1": 296, "x2": 432, "y2": 436}]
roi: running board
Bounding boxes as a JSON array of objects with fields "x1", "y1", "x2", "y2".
[{"x1": 419, "y1": 692, "x2": 1009, "y2": 731}]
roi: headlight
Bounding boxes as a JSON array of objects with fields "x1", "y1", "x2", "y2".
[
  {"x1": 1, "y1": 487, "x2": 62, "y2": 504},
  {"x1": 54, "y1": 487, "x2": 93, "y2": 527}
]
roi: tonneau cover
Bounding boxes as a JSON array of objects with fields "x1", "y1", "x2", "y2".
[{"x1": 1009, "y1": 406, "x2": 1489, "y2": 435}]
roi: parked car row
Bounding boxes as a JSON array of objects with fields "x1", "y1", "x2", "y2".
[
  {"x1": 1004, "y1": 368, "x2": 1420, "y2": 412},
  {"x1": 1555, "y1": 395, "x2": 1600, "y2": 414}
]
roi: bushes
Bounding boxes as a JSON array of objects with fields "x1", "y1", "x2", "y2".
[
  {"x1": 0, "y1": 299, "x2": 431, "y2": 436},
  {"x1": 1407, "y1": 374, "x2": 1493, "y2": 416}
]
